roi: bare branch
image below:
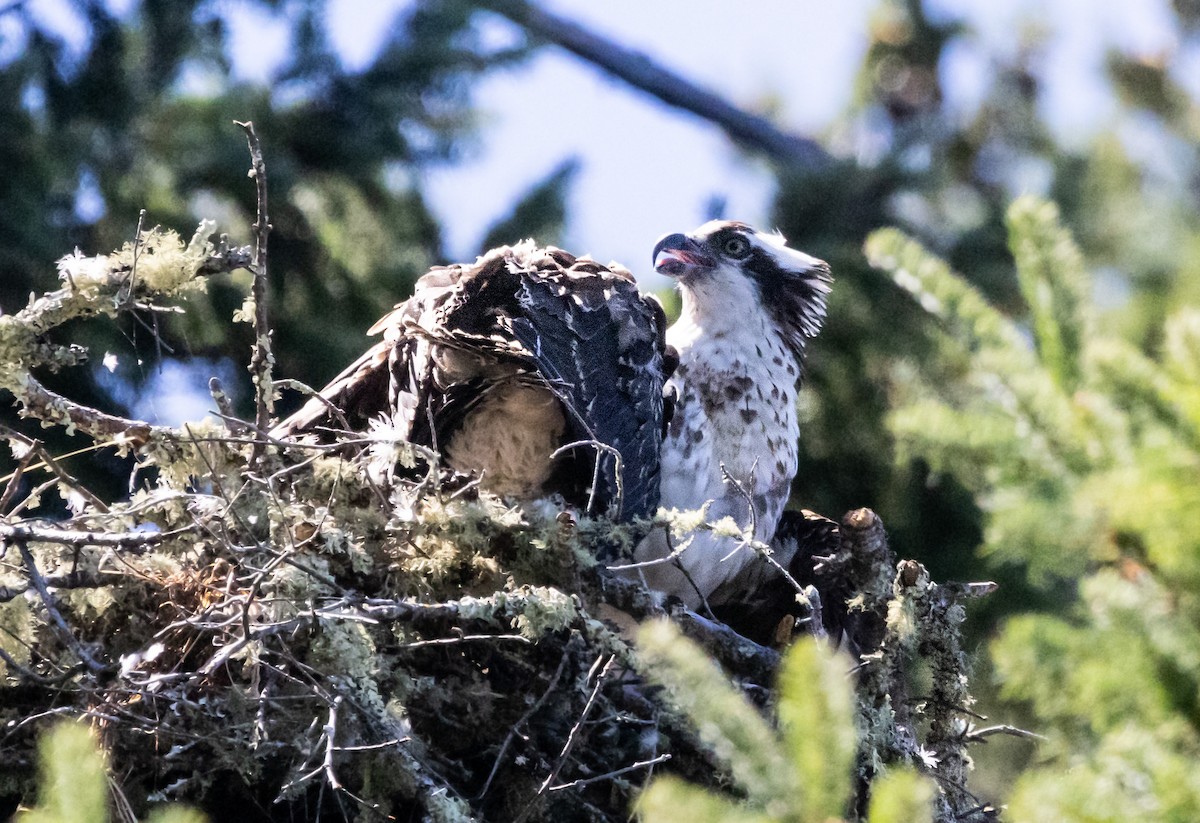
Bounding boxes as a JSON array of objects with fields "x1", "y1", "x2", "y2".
[
  {"x1": 0, "y1": 427, "x2": 109, "y2": 513},
  {"x1": 548, "y1": 753, "x2": 671, "y2": 792},
  {"x1": 11, "y1": 379, "x2": 161, "y2": 446},
  {"x1": 475, "y1": 0, "x2": 831, "y2": 169},
  {"x1": 523, "y1": 655, "x2": 617, "y2": 819},
  {"x1": 234, "y1": 120, "x2": 275, "y2": 465},
  {"x1": 0, "y1": 521, "x2": 196, "y2": 549},
  {"x1": 964, "y1": 724, "x2": 1046, "y2": 743},
  {"x1": 13, "y1": 538, "x2": 108, "y2": 673}
]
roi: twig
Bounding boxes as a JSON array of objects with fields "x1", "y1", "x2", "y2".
[
  {"x1": 0, "y1": 521, "x2": 195, "y2": 549},
  {"x1": 0, "y1": 441, "x2": 37, "y2": 514},
  {"x1": 0, "y1": 427, "x2": 109, "y2": 513},
  {"x1": 934, "y1": 580, "x2": 1000, "y2": 599},
  {"x1": 0, "y1": 645, "x2": 83, "y2": 684},
  {"x1": 323, "y1": 696, "x2": 344, "y2": 791},
  {"x1": 234, "y1": 120, "x2": 274, "y2": 466},
  {"x1": 13, "y1": 538, "x2": 107, "y2": 673},
  {"x1": 549, "y1": 438, "x2": 624, "y2": 516},
  {"x1": 272, "y1": 378, "x2": 355, "y2": 436},
  {"x1": 332, "y1": 738, "x2": 409, "y2": 752},
  {"x1": 964, "y1": 724, "x2": 1046, "y2": 743},
  {"x1": 607, "y1": 526, "x2": 717, "y2": 620},
  {"x1": 604, "y1": 531, "x2": 697, "y2": 572},
  {"x1": 518, "y1": 655, "x2": 616, "y2": 822},
  {"x1": 719, "y1": 463, "x2": 806, "y2": 596},
  {"x1": 548, "y1": 753, "x2": 671, "y2": 792},
  {"x1": 474, "y1": 0, "x2": 831, "y2": 169},
  {"x1": 476, "y1": 648, "x2": 572, "y2": 801},
  {"x1": 394, "y1": 633, "x2": 532, "y2": 649},
  {"x1": 208, "y1": 377, "x2": 246, "y2": 435},
  {"x1": 120, "y1": 209, "x2": 146, "y2": 307},
  {"x1": 4, "y1": 479, "x2": 57, "y2": 518},
  {"x1": 801, "y1": 584, "x2": 828, "y2": 641},
  {"x1": 10, "y1": 379, "x2": 161, "y2": 446}
]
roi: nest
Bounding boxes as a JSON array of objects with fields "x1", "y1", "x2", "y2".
[{"x1": 0, "y1": 221, "x2": 1007, "y2": 823}]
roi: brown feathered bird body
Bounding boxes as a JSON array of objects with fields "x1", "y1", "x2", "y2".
[{"x1": 274, "y1": 242, "x2": 674, "y2": 520}]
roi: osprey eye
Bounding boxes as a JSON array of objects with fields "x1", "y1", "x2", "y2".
[{"x1": 722, "y1": 236, "x2": 750, "y2": 258}]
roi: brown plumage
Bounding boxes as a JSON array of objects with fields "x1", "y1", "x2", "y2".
[{"x1": 273, "y1": 242, "x2": 675, "y2": 520}]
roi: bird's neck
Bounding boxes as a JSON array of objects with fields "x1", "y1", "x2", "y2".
[{"x1": 669, "y1": 285, "x2": 788, "y2": 369}]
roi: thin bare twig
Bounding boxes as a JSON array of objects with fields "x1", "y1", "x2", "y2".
[
  {"x1": 548, "y1": 753, "x2": 671, "y2": 792},
  {"x1": 964, "y1": 724, "x2": 1046, "y2": 743},
  {"x1": 323, "y1": 696, "x2": 344, "y2": 791},
  {"x1": 0, "y1": 427, "x2": 109, "y2": 513},
  {"x1": 719, "y1": 463, "x2": 807, "y2": 597},
  {"x1": 394, "y1": 633, "x2": 532, "y2": 649},
  {"x1": 549, "y1": 438, "x2": 624, "y2": 516},
  {"x1": 477, "y1": 648, "x2": 571, "y2": 801},
  {"x1": 518, "y1": 655, "x2": 616, "y2": 823},
  {"x1": 120, "y1": 209, "x2": 146, "y2": 307},
  {"x1": 208, "y1": 376, "x2": 246, "y2": 436},
  {"x1": 13, "y1": 538, "x2": 107, "y2": 673},
  {"x1": 234, "y1": 120, "x2": 274, "y2": 466},
  {"x1": 0, "y1": 441, "x2": 37, "y2": 514}
]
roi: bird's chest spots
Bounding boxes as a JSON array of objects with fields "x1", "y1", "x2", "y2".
[{"x1": 666, "y1": 339, "x2": 799, "y2": 484}]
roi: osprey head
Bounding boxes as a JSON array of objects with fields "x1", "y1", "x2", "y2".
[{"x1": 652, "y1": 220, "x2": 832, "y2": 354}]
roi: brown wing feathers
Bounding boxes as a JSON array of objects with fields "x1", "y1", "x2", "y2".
[{"x1": 272, "y1": 242, "x2": 674, "y2": 520}]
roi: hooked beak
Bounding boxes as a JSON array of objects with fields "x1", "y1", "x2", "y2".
[{"x1": 652, "y1": 233, "x2": 714, "y2": 278}]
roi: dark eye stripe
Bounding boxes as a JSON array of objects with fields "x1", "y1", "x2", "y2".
[{"x1": 742, "y1": 246, "x2": 832, "y2": 355}]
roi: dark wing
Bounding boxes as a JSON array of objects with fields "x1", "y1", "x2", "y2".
[
  {"x1": 273, "y1": 243, "x2": 673, "y2": 521},
  {"x1": 504, "y1": 253, "x2": 671, "y2": 520}
]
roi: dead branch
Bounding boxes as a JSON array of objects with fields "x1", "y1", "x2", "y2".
[
  {"x1": 13, "y1": 538, "x2": 108, "y2": 673},
  {"x1": 475, "y1": 0, "x2": 831, "y2": 169},
  {"x1": 0, "y1": 426, "x2": 109, "y2": 513},
  {"x1": 0, "y1": 521, "x2": 197, "y2": 550},
  {"x1": 234, "y1": 120, "x2": 275, "y2": 465}
]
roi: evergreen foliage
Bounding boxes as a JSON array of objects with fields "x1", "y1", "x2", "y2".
[
  {"x1": 17, "y1": 722, "x2": 204, "y2": 823},
  {"x1": 3, "y1": 0, "x2": 1200, "y2": 820},
  {"x1": 637, "y1": 624, "x2": 933, "y2": 823},
  {"x1": 867, "y1": 197, "x2": 1200, "y2": 820}
]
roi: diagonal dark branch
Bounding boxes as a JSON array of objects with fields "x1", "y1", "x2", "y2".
[
  {"x1": 13, "y1": 538, "x2": 108, "y2": 673},
  {"x1": 474, "y1": 0, "x2": 831, "y2": 169}
]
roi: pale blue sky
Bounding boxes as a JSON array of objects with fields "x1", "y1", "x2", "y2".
[
  {"x1": 9, "y1": 0, "x2": 1193, "y2": 424},
  {"x1": 15, "y1": 0, "x2": 1188, "y2": 270}
]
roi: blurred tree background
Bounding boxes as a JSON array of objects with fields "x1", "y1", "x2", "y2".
[{"x1": 2, "y1": 0, "x2": 1199, "y2": 818}]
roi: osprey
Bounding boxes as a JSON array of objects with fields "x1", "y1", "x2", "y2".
[
  {"x1": 274, "y1": 224, "x2": 831, "y2": 614},
  {"x1": 272, "y1": 242, "x2": 674, "y2": 520},
  {"x1": 630, "y1": 220, "x2": 832, "y2": 609}
]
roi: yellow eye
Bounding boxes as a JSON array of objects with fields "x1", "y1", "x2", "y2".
[{"x1": 723, "y1": 236, "x2": 750, "y2": 258}]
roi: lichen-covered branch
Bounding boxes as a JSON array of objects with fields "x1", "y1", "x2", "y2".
[{"x1": 0, "y1": 224, "x2": 250, "y2": 447}]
